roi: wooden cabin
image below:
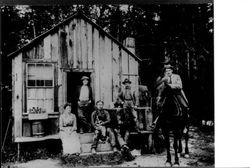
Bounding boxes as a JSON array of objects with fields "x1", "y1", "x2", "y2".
[{"x1": 8, "y1": 10, "x2": 142, "y2": 145}]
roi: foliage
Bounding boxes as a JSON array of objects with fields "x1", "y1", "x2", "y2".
[
  {"x1": 1, "y1": 140, "x2": 61, "y2": 163},
  {"x1": 61, "y1": 152, "x2": 123, "y2": 166}
]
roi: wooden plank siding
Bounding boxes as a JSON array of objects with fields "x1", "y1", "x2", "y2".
[
  {"x1": 111, "y1": 42, "x2": 120, "y2": 102},
  {"x1": 67, "y1": 21, "x2": 74, "y2": 68},
  {"x1": 51, "y1": 33, "x2": 59, "y2": 111},
  {"x1": 99, "y1": 34, "x2": 106, "y2": 103},
  {"x1": 73, "y1": 19, "x2": 78, "y2": 69},
  {"x1": 93, "y1": 28, "x2": 100, "y2": 103},
  {"x1": 80, "y1": 19, "x2": 88, "y2": 69},
  {"x1": 121, "y1": 49, "x2": 129, "y2": 78},
  {"x1": 12, "y1": 55, "x2": 15, "y2": 141},
  {"x1": 87, "y1": 23, "x2": 93, "y2": 69},
  {"x1": 13, "y1": 53, "x2": 23, "y2": 139},
  {"x1": 103, "y1": 36, "x2": 113, "y2": 107},
  {"x1": 44, "y1": 35, "x2": 51, "y2": 60},
  {"x1": 51, "y1": 33, "x2": 59, "y2": 62},
  {"x1": 22, "y1": 62, "x2": 26, "y2": 114},
  {"x1": 76, "y1": 19, "x2": 81, "y2": 69},
  {"x1": 130, "y1": 58, "x2": 139, "y2": 106},
  {"x1": 58, "y1": 28, "x2": 67, "y2": 112}
]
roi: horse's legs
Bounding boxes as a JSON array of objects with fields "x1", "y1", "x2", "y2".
[
  {"x1": 173, "y1": 130, "x2": 180, "y2": 166},
  {"x1": 184, "y1": 130, "x2": 190, "y2": 158},
  {"x1": 178, "y1": 138, "x2": 183, "y2": 154},
  {"x1": 162, "y1": 129, "x2": 171, "y2": 166}
]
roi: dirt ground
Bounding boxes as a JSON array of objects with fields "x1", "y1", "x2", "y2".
[{"x1": 2, "y1": 126, "x2": 214, "y2": 168}]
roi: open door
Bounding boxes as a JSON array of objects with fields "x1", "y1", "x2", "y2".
[{"x1": 67, "y1": 72, "x2": 91, "y2": 115}]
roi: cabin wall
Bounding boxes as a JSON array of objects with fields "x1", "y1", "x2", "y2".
[
  {"x1": 22, "y1": 17, "x2": 139, "y2": 109},
  {"x1": 12, "y1": 53, "x2": 23, "y2": 140},
  {"x1": 13, "y1": 16, "x2": 140, "y2": 140}
]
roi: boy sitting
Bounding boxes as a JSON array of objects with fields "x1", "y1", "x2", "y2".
[{"x1": 91, "y1": 100, "x2": 117, "y2": 154}]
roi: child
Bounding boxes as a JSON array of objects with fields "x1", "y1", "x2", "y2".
[{"x1": 91, "y1": 100, "x2": 117, "y2": 154}]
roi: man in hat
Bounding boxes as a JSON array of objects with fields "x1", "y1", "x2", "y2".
[
  {"x1": 153, "y1": 64, "x2": 189, "y2": 127},
  {"x1": 158, "y1": 64, "x2": 188, "y2": 107},
  {"x1": 117, "y1": 78, "x2": 138, "y2": 143},
  {"x1": 77, "y1": 76, "x2": 93, "y2": 133}
]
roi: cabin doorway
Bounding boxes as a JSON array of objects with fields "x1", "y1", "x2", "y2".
[{"x1": 67, "y1": 72, "x2": 91, "y2": 116}]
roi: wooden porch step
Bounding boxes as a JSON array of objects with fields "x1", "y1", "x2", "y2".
[
  {"x1": 79, "y1": 133, "x2": 95, "y2": 143},
  {"x1": 79, "y1": 133, "x2": 113, "y2": 153},
  {"x1": 81, "y1": 142, "x2": 112, "y2": 153},
  {"x1": 80, "y1": 151, "x2": 114, "y2": 156}
]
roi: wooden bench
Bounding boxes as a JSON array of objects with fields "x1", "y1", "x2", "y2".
[{"x1": 15, "y1": 134, "x2": 60, "y2": 161}]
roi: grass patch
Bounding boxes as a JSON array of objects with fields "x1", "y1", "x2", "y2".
[{"x1": 60, "y1": 152, "x2": 124, "y2": 167}]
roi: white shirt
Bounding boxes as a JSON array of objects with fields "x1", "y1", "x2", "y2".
[{"x1": 79, "y1": 85, "x2": 89, "y2": 101}]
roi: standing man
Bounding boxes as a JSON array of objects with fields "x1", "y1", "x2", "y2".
[
  {"x1": 77, "y1": 76, "x2": 93, "y2": 134},
  {"x1": 91, "y1": 100, "x2": 117, "y2": 154},
  {"x1": 117, "y1": 78, "x2": 138, "y2": 143}
]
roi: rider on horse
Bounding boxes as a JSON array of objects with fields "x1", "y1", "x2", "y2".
[
  {"x1": 153, "y1": 64, "x2": 191, "y2": 166},
  {"x1": 152, "y1": 64, "x2": 190, "y2": 128}
]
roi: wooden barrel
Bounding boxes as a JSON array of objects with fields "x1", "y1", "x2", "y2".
[{"x1": 32, "y1": 121, "x2": 45, "y2": 137}]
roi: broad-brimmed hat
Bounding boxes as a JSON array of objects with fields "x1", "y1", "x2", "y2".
[
  {"x1": 163, "y1": 64, "x2": 173, "y2": 70},
  {"x1": 122, "y1": 78, "x2": 131, "y2": 84},
  {"x1": 81, "y1": 76, "x2": 89, "y2": 80}
]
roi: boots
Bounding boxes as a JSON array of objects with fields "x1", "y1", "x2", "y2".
[{"x1": 121, "y1": 145, "x2": 135, "y2": 161}]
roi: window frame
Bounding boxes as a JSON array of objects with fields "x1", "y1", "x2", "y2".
[
  {"x1": 26, "y1": 63, "x2": 54, "y2": 88},
  {"x1": 25, "y1": 62, "x2": 55, "y2": 114}
]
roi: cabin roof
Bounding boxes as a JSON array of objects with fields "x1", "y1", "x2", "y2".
[{"x1": 7, "y1": 10, "x2": 141, "y2": 62}]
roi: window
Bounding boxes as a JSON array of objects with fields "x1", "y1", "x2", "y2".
[{"x1": 26, "y1": 63, "x2": 54, "y2": 114}]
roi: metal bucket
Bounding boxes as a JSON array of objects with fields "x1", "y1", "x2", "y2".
[{"x1": 32, "y1": 121, "x2": 45, "y2": 137}]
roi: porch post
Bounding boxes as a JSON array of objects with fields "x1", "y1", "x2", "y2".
[{"x1": 17, "y1": 143, "x2": 20, "y2": 161}]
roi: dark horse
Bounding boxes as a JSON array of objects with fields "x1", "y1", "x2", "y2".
[{"x1": 155, "y1": 82, "x2": 189, "y2": 166}]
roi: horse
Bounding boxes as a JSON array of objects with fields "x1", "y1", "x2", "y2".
[{"x1": 154, "y1": 82, "x2": 190, "y2": 166}]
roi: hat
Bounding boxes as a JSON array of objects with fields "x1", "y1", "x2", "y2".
[
  {"x1": 122, "y1": 78, "x2": 131, "y2": 84},
  {"x1": 81, "y1": 76, "x2": 89, "y2": 80},
  {"x1": 161, "y1": 59, "x2": 171, "y2": 65},
  {"x1": 163, "y1": 64, "x2": 173, "y2": 70}
]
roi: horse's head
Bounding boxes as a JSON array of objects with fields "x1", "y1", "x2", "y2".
[
  {"x1": 157, "y1": 82, "x2": 174, "y2": 99},
  {"x1": 156, "y1": 82, "x2": 172, "y2": 108},
  {"x1": 156, "y1": 82, "x2": 180, "y2": 118}
]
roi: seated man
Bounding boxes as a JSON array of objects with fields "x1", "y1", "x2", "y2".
[
  {"x1": 108, "y1": 105, "x2": 135, "y2": 161},
  {"x1": 91, "y1": 100, "x2": 117, "y2": 154},
  {"x1": 117, "y1": 78, "x2": 139, "y2": 143}
]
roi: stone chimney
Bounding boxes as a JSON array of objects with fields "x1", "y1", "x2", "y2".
[{"x1": 123, "y1": 37, "x2": 135, "y2": 54}]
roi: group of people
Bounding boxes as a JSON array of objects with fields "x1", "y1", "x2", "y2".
[
  {"x1": 59, "y1": 76, "x2": 138, "y2": 157},
  {"x1": 59, "y1": 63, "x2": 190, "y2": 157}
]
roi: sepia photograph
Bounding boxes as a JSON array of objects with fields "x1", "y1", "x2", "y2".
[{"x1": 1, "y1": 3, "x2": 214, "y2": 167}]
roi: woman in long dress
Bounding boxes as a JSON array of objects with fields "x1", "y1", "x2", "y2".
[{"x1": 59, "y1": 103, "x2": 81, "y2": 155}]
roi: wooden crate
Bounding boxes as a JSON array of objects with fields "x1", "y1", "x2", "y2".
[{"x1": 28, "y1": 113, "x2": 48, "y2": 120}]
